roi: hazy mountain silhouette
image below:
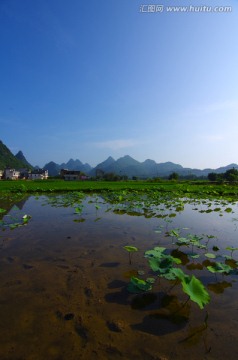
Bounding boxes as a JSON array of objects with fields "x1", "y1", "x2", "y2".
[
  {"x1": 1, "y1": 139, "x2": 238, "y2": 178},
  {"x1": 43, "y1": 159, "x2": 92, "y2": 176},
  {"x1": 15, "y1": 150, "x2": 33, "y2": 169}
]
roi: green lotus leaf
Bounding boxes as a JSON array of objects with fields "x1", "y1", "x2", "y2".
[
  {"x1": 207, "y1": 262, "x2": 233, "y2": 274},
  {"x1": 148, "y1": 254, "x2": 181, "y2": 273},
  {"x1": 188, "y1": 253, "x2": 200, "y2": 259},
  {"x1": 197, "y1": 245, "x2": 207, "y2": 249},
  {"x1": 144, "y1": 247, "x2": 166, "y2": 258},
  {"x1": 146, "y1": 277, "x2": 156, "y2": 284},
  {"x1": 161, "y1": 272, "x2": 177, "y2": 280},
  {"x1": 172, "y1": 256, "x2": 182, "y2": 264},
  {"x1": 171, "y1": 268, "x2": 210, "y2": 309},
  {"x1": 204, "y1": 253, "x2": 216, "y2": 259},
  {"x1": 170, "y1": 267, "x2": 188, "y2": 281},
  {"x1": 177, "y1": 237, "x2": 189, "y2": 243},
  {"x1": 74, "y1": 207, "x2": 82, "y2": 214},
  {"x1": 169, "y1": 213, "x2": 176, "y2": 218},
  {"x1": 169, "y1": 230, "x2": 180, "y2": 237},
  {"x1": 148, "y1": 256, "x2": 173, "y2": 273},
  {"x1": 226, "y1": 246, "x2": 238, "y2": 252},
  {"x1": 181, "y1": 275, "x2": 210, "y2": 309},
  {"x1": 124, "y1": 246, "x2": 138, "y2": 252}
]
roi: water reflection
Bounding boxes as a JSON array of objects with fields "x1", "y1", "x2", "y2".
[
  {"x1": 132, "y1": 292, "x2": 190, "y2": 335},
  {"x1": 0, "y1": 194, "x2": 238, "y2": 359}
]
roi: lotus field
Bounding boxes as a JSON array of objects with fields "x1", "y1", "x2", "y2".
[{"x1": 0, "y1": 180, "x2": 238, "y2": 359}]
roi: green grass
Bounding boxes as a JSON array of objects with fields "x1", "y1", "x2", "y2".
[
  {"x1": 0, "y1": 179, "x2": 238, "y2": 198},
  {"x1": 0, "y1": 179, "x2": 158, "y2": 192}
]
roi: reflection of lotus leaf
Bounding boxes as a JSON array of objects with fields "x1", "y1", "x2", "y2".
[
  {"x1": 131, "y1": 293, "x2": 157, "y2": 309},
  {"x1": 186, "y1": 262, "x2": 203, "y2": 271},
  {"x1": 131, "y1": 294, "x2": 189, "y2": 335},
  {"x1": 127, "y1": 277, "x2": 152, "y2": 293},
  {"x1": 207, "y1": 281, "x2": 232, "y2": 294},
  {"x1": 171, "y1": 249, "x2": 189, "y2": 265}
]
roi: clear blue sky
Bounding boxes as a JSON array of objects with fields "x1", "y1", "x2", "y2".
[{"x1": 0, "y1": 0, "x2": 237, "y2": 169}]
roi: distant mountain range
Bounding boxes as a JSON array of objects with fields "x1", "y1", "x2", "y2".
[
  {"x1": 43, "y1": 159, "x2": 92, "y2": 176},
  {"x1": 87, "y1": 155, "x2": 238, "y2": 179},
  {"x1": 1, "y1": 139, "x2": 238, "y2": 178}
]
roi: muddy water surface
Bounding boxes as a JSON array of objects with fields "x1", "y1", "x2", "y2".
[{"x1": 1, "y1": 195, "x2": 238, "y2": 359}]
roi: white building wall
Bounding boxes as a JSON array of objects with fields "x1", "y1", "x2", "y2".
[{"x1": 4, "y1": 169, "x2": 20, "y2": 180}]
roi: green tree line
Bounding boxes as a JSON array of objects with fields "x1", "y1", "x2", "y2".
[{"x1": 208, "y1": 168, "x2": 238, "y2": 182}]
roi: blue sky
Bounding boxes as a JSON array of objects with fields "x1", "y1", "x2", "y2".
[{"x1": 0, "y1": 0, "x2": 237, "y2": 169}]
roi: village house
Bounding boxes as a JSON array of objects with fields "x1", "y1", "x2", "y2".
[
  {"x1": 4, "y1": 168, "x2": 20, "y2": 180},
  {"x1": 28, "y1": 169, "x2": 48, "y2": 180},
  {"x1": 0, "y1": 168, "x2": 48, "y2": 180},
  {"x1": 19, "y1": 169, "x2": 30, "y2": 179},
  {"x1": 60, "y1": 169, "x2": 89, "y2": 181}
]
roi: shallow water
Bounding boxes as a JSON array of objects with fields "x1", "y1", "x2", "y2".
[{"x1": 1, "y1": 194, "x2": 238, "y2": 359}]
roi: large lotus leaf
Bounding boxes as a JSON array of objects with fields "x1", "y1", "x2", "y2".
[
  {"x1": 127, "y1": 277, "x2": 152, "y2": 293},
  {"x1": 144, "y1": 247, "x2": 166, "y2": 258},
  {"x1": 152, "y1": 253, "x2": 181, "y2": 271},
  {"x1": 181, "y1": 275, "x2": 210, "y2": 309},
  {"x1": 150, "y1": 253, "x2": 182, "y2": 273},
  {"x1": 148, "y1": 256, "x2": 173, "y2": 273}
]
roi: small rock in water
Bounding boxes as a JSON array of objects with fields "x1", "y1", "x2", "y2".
[
  {"x1": 23, "y1": 264, "x2": 33, "y2": 269},
  {"x1": 64, "y1": 313, "x2": 75, "y2": 321},
  {"x1": 106, "y1": 320, "x2": 125, "y2": 332}
]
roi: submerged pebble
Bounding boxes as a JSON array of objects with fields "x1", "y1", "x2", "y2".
[
  {"x1": 64, "y1": 313, "x2": 75, "y2": 321},
  {"x1": 106, "y1": 320, "x2": 125, "y2": 332}
]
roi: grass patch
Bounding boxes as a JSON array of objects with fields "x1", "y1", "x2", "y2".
[{"x1": 0, "y1": 179, "x2": 238, "y2": 198}]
